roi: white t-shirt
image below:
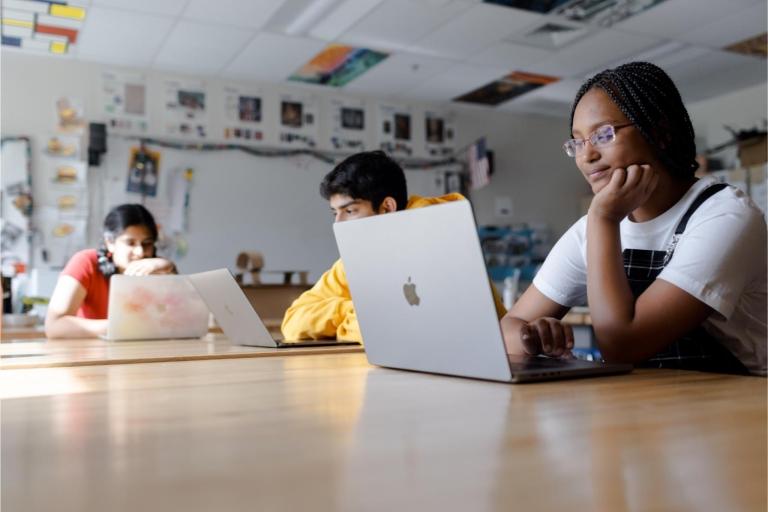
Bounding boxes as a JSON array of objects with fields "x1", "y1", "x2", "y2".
[{"x1": 533, "y1": 177, "x2": 767, "y2": 375}]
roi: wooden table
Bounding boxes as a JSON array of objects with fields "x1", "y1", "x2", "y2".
[
  {"x1": 2, "y1": 353, "x2": 764, "y2": 512},
  {"x1": 1, "y1": 324, "x2": 46, "y2": 340},
  {"x1": 0, "y1": 334, "x2": 363, "y2": 369},
  {"x1": 1, "y1": 318, "x2": 284, "y2": 342}
]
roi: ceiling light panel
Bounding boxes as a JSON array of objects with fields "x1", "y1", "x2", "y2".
[
  {"x1": 153, "y1": 21, "x2": 254, "y2": 74},
  {"x1": 309, "y1": 0, "x2": 385, "y2": 40},
  {"x1": 77, "y1": 6, "x2": 175, "y2": 66},
  {"x1": 409, "y1": 3, "x2": 542, "y2": 59},
  {"x1": 183, "y1": 0, "x2": 288, "y2": 29},
  {"x1": 223, "y1": 32, "x2": 327, "y2": 82},
  {"x1": 339, "y1": 0, "x2": 472, "y2": 52}
]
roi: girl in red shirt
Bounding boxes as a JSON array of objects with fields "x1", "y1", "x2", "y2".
[{"x1": 45, "y1": 204, "x2": 176, "y2": 338}]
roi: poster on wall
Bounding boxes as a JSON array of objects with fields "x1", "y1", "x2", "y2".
[
  {"x1": 377, "y1": 104, "x2": 413, "y2": 157},
  {"x1": 42, "y1": 155, "x2": 87, "y2": 186},
  {"x1": 126, "y1": 146, "x2": 161, "y2": 197},
  {"x1": 55, "y1": 97, "x2": 86, "y2": 134},
  {"x1": 163, "y1": 79, "x2": 209, "y2": 139},
  {"x1": 44, "y1": 134, "x2": 81, "y2": 160},
  {"x1": 424, "y1": 110, "x2": 455, "y2": 159},
  {"x1": 278, "y1": 93, "x2": 318, "y2": 149},
  {"x1": 101, "y1": 70, "x2": 149, "y2": 134},
  {"x1": 223, "y1": 85, "x2": 264, "y2": 143},
  {"x1": 38, "y1": 207, "x2": 88, "y2": 269},
  {"x1": 38, "y1": 183, "x2": 88, "y2": 216},
  {"x1": 328, "y1": 97, "x2": 366, "y2": 152}
]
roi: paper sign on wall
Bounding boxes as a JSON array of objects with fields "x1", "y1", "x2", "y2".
[
  {"x1": 163, "y1": 79, "x2": 208, "y2": 139},
  {"x1": 223, "y1": 85, "x2": 264, "y2": 143},
  {"x1": 278, "y1": 93, "x2": 318, "y2": 149},
  {"x1": 424, "y1": 110, "x2": 455, "y2": 159},
  {"x1": 377, "y1": 104, "x2": 413, "y2": 157},
  {"x1": 101, "y1": 71, "x2": 148, "y2": 134},
  {"x1": 329, "y1": 97, "x2": 366, "y2": 152}
]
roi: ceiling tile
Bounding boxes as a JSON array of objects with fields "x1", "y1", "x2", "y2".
[
  {"x1": 677, "y1": 1, "x2": 768, "y2": 49},
  {"x1": 525, "y1": 29, "x2": 658, "y2": 78},
  {"x1": 344, "y1": 52, "x2": 457, "y2": 97},
  {"x1": 409, "y1": 3, "x2": 543, "y2": 59},
  {"x1": 223, "y1": 33, "x2": 327, "y2": 82},
  {"x1": 471, "y1": 41, "x2": 553, "y2": 69},
  {"x1": 183, "y1": 0, "x2": 288, "y2": 29},
  {"x1": 89, "y1": 0, "x2": 188, "y2": 17},
  {"x1": 498, "y1": 77, "x2": 582, "y2": 117},
  {"x1": 153, "y1": 21, "x2": 254, "y2": 74},
  {"x1": 615, "y1": 0, "x2": 760, "y2": 39},
  {"x1": 666, "y1": 49, "x2": 768, "y2": 103},
  {"x1": 77, "y1": 7, "x2": 176, "y2": 67},
  {"x1": 340, "y1": 0, "x2": 472, "y2": 52},
  {"x1": 403, "y1": 63, "x2": 509, "y2": 102},
  {"x1": 500, "y1": 96, "x2": 572, "y2": 118}
]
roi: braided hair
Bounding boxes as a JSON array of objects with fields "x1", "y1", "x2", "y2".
[
  {"x1": 569, "y1": 61, "x2": 699, "y2": 179},
  {"x1": 97, "y1": 204, "x2": 158, "y2": 277}
]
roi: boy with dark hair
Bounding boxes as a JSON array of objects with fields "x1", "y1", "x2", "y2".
[{"x1": 282, "y1": 150, "x2": 506, "y2": 342}]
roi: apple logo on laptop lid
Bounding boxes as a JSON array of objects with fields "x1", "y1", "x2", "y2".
[{"x1": 403, "y1": 277, "x2": 420, "y2": 306}]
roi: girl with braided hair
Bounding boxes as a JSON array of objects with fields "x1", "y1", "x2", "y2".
[
  {"x1": 501, "y1": 61, "x2": 766, "y2": 375},
  {"x1": 45, "y1": 204, "x2": 177, "y2": 338}
]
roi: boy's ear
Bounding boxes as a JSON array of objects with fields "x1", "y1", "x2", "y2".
[{"x1": 378, "y1": 196, "x2": 398, "y2": 214}]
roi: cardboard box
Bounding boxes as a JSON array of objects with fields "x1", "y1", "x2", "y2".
[{"x1": 738, "y1": 135, "x2": 767, "y2": 167}]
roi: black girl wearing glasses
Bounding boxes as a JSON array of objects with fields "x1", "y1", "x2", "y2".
[
  {"x1": 501, "y1": 61, "x2": 766, "y2": 375},
  {"x1": 45, "y1": 204, "x2": 177, "y2": 338}
]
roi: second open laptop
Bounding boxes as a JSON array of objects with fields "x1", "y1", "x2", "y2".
[
  {"x1": 105, "y1": 274, "x2": 209, "y2": 341},
  {"x1": 187, "y1": 268, "x2": 360, "y2": 348},
  {"x1": 333, "y1": 200, "x2": 632, "y2": 383}
]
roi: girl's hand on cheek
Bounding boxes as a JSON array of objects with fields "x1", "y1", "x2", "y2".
[{"x1": 590, "y1": 164, "x2": 658, "y2": 222}]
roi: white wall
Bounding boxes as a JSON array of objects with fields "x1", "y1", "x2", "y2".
[
  {"x1": 688, "y1": 81, "x2": 768, "y2": 166},
  {"x1": 0, "y1": 51, "x2": 584, "y2": 279},
  {"x1": 460, "y1": 109, "x2": 589, "y2": 238}
]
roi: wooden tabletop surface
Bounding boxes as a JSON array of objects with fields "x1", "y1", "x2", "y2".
[
  {"x1": 2, "y1": 353, "x2": 765, "y2": 512},
  {"x1": 0, "y1": 334, "x2": 363, "y2": 369}
]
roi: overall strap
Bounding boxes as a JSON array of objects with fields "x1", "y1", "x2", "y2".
[
  {"x1": 663, "y1": 183, "x2": 728, "y2": 265},
  {"x1": 673, "y1": 182, "x2": 728, "y2": 236}
]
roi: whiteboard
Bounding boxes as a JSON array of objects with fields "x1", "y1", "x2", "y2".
[{"x1": 1, "y1": 138, "x2": 32, "y2": 267}]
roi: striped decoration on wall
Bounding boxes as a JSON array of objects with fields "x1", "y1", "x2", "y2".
[{"x1": 1, "y1": 0, "x2": 86, "y2": 55}]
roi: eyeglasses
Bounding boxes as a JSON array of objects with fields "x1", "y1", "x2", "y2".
[{"x1": 562, "y1": 123, "x2": 633, "y2": 157}]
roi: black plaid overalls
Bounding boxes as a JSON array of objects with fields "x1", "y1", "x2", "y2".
[{"x1": 622, "y1": 183, "x2": 749, "y2": 374}]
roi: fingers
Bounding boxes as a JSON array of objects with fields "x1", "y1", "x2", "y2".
[
  {"x1": 624, "y1": 164, "x2": 643, "y2": 189},
  {"x1": 520, "y1": 323, "x2": 540, "y2": 355},
  {"x1": 528, "y1": 318, "x2": 572, "y2": 357},
  {"x1": 564, "y1": 323, "x2": 574, "y2": 351},
  {"x1": 608, "y1": 167, "x2": 626, "y2": 190}
]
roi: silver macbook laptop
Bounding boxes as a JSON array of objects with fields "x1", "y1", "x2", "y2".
[
  {"x1": 333, "y1": 200, "x2": 632, "y2": 383},
  {"x1": 187, "y1": 268, "x2": 360, "y2": 348},
  {"x1": 105, "y1": 274, "x2": 209, "y2": 341}
]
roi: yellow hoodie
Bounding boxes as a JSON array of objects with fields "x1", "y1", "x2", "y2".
[{"x1": 281, "y1": 193, "x2": 507, "y2": 342}]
